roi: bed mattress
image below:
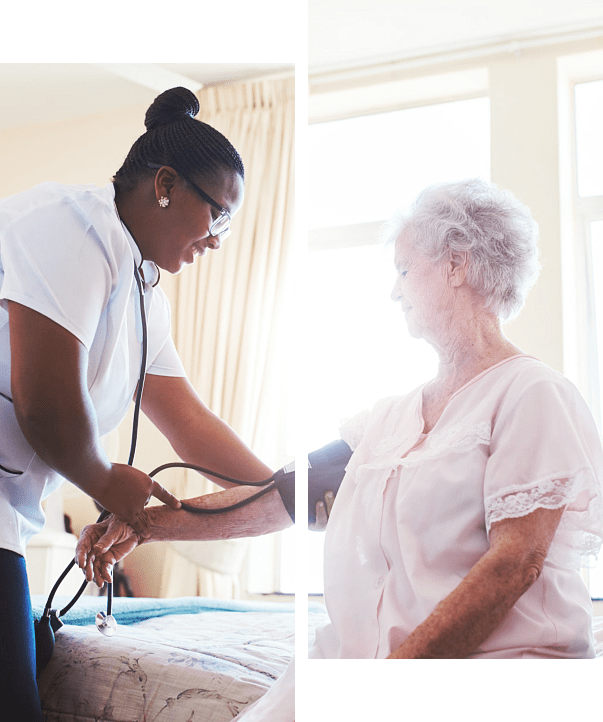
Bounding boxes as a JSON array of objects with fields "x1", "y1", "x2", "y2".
[{"x1": 34, "y1": 596, "x2": 307, "y2": 722}]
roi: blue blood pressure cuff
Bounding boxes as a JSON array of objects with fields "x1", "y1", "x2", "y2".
[
  {"x1": 273, "y1": 439, "x2": 353, "y2": 524},
  {"x1": 273, "y1": 465, "x2": 295, "y2": 522}
]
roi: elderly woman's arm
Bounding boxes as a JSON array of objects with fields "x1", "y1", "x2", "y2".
[
  {"x1": 309, "y1": 491, "x2": 335, "y2": 531},
  {"x1": 387, "y1": 506, "x2": 565, "y2": 659},
  {"x1": 77, "y1": 372, "x2": 293, "y2": 584},
  {"x1": 77, "y1": 484, "x2": 293, "y2": 586}
]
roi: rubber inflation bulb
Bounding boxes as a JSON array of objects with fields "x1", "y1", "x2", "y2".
[{"x1": 34, "y1": 614, "x2": 56, "y2": 677}]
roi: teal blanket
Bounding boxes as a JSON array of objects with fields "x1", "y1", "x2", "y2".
[{"x1": 31, "y1": 594, "x2": 297, "y2": 626}]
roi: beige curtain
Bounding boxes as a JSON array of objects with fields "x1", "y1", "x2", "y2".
[{"x1": 158, "y1": 76, "x2": 295, "y2": 597}]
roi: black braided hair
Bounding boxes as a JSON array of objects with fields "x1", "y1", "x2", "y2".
[{"x1": 114, "y1": 87, "x2": 244, "y2": 190}]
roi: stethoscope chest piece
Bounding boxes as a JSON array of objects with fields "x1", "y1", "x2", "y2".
[{"x1": 95, "y1": 611, "x2": 118, "y2": 637}]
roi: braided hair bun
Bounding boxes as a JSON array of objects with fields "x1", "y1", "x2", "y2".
[
  {"x1": 144, "y1": 87, "x2": 200, "y2": 130},
  {"x1": 114, "y1": 86, "x2": 244, "y2": 189}
]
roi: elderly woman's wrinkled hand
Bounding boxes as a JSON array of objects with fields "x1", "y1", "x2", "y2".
[
  {"x1": 75, "y1": 516, "x2": 143, "y2": 587},
  {"x1": 309, "y1": 490, "x2": 335, "y2": 531}
]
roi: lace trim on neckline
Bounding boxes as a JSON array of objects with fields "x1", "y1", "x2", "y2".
[
  {"x1": 395, "y1": 421, "x2": 491, "y2": 469},
  {"x1": 363, "y1": 420, "x2": 491, "y2": 469}
]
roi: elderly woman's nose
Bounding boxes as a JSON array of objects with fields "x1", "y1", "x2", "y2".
[
  {"x1": 391, "y1": 281, "x2": 403, "y2": 302},
  {"x1": 207, "y1": 234, "x2": 221, "y2": 250}
]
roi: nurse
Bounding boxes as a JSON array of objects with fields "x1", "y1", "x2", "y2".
[{"x1": 0, "y1": 86, "x2": 274, "y2": 720}]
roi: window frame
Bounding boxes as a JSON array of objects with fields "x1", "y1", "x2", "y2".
[{"x1": 561, "y1": 72, "x2": 603, "y2": 600}]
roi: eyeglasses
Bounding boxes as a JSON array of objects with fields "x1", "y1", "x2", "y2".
[{"x1": 148, "y1": 163, "x2": 232, "y2": 240}]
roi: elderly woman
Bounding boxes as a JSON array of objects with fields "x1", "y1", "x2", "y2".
[{"x1": 309, "y1": 178, "x2": 603, "y2": 659}]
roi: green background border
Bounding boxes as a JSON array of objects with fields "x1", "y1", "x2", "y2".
[{"x1": 0, "y1": 0, "x2": 603, "y2": 722}]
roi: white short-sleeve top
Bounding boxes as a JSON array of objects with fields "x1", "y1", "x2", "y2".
[
  {"x1": 0, "y1": 182, "x2": 186, "y2": 555},
  {"x1": 310, "y1": 355, "x2": 603, "y2": 659}
]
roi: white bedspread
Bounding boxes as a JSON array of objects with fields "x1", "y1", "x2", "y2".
[{"x1": 39, "y1": 610, "x2": 295, "y2": 722}]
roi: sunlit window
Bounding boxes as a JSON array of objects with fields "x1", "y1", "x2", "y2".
[
  {"x1": 573, "y1": 79, "x2": 603, "y2": 598},
  {"x1": 575, "y1": 80, "x2": 603, "y2": 198},
  {"x1": 310, "y1": 98, "x2": 490, "y2": 230},
  {"x1": 307, "y1": 96, "x2": 490, "y2": 593},
  {"x1": 588, "y1": 219, "x2": 603, "y2": 598}
]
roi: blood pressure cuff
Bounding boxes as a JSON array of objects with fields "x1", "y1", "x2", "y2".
[
  {"x1": 272, "y1": 439, "x2": 353, "y2": 524},
  {"x1": 273, "y1": 467, "x2": 295, "y2": 522}
]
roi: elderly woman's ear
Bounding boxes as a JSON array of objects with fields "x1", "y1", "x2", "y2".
[{"x1": 447, "y1": 250, "x2": 469, "y2": 287}]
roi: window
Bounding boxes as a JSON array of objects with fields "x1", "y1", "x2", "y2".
[
  {"x1": 575, "y1": 80, "x2": 603, "y2": 198},
  {"x1": 572, "y1": 78, "x2": 603, "y2": 598},
  {"x1": 307, "y1": 96, "x2": 490, "y2": 593}
]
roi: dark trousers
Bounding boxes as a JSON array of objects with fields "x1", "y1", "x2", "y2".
[{"x1": 0, "y1": 548, "x2": 44, "y2": 721}]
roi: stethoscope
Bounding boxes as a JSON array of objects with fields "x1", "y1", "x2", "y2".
[{"x1": 35, "y1": 259, "x2": 277, "y2": 674}]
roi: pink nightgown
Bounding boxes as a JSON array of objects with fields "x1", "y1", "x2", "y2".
[{"x1": 310, "y1": 355, "x2": 603, "y2": 659}]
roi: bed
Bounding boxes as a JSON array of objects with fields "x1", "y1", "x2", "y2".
[
  {"x1": 32, "y1": 595, "x2": 322, "y2": 722},
  {"x1": 36, "y1": 591, "x2": 599, "y2": 721}
]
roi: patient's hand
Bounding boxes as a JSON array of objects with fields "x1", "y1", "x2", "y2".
[
  {"x1": 309, "y1": 490, "x2": 335, "y2": 531},
  {"x1": 76, "y1": 516, "x2": 142, "y2": 587}
]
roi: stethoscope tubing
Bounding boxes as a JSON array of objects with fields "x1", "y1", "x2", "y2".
[{"x1": 42, "y1": 261, "x2": 277, "y2": 625}]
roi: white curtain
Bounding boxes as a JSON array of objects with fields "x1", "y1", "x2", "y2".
[{"x1": 158, "y1": 76, "x2": 295, "y2": 597}]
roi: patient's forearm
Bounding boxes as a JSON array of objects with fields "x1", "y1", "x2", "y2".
[
  {"x1": 387, "y1": 507, "x2": 564, "y2": 659},
  {"x1": 145, "y1": 485, "x2": 292, "y2": 542}
]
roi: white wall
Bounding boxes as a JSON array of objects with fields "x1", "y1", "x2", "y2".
[
  {"x1": 488, "y1": 53, "x2": 563, "y2": 368},
  {"x1": 2, "y1": 103, "x2": 142, "y2": 193}
]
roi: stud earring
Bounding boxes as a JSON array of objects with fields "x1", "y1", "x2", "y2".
[{"x1": 158, "y1": 197, "x2": 170, "y2": 208}]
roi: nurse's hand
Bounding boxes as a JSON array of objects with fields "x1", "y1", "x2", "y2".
[
  {"x1": 309, "y1": 490, "x2": 335, "y2": 531},
  {"x1": 76, "y1": 516, "x2": 141, "y2": 587},
  {"x1": 93, "y1": 463, "x2": 181, "y2": 536}
]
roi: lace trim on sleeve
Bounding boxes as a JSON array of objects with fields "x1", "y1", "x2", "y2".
[{"x1": 485, "y1": 467, "x2": 603, "y2": 568}]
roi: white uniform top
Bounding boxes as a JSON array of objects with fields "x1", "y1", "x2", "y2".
[
  {"x1": 310, "y1": 355, "x2": 603, "y2": 659},
  {"x1": 0, "y1": 182, "x2": 186, "y2": 556}
]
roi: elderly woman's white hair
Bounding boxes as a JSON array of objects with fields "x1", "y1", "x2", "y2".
[{"x1": 385, "y1": 179, "x2": 541, "y2": 321}]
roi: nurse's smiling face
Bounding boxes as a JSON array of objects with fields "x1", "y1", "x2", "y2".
[{"x1": 146, "y1": 166, "x2": 244, "y2": 274}]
